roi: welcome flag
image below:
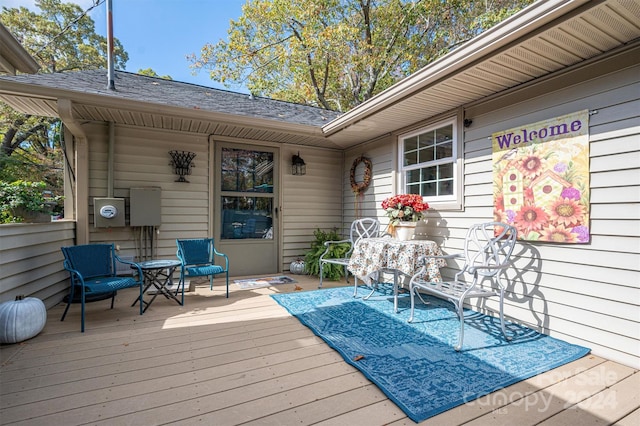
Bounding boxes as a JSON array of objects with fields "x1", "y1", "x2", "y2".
[{"x1": 492, "y1": 110, "x2": 590, "y2": 243}]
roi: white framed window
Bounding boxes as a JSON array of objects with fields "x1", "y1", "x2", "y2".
[{"x1": 399, "y1": 117, "x2": 461, "y2": 209}]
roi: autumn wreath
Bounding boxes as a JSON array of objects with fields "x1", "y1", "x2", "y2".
[{"x1": 350, "y1": 155, "x2": 372, "y2": 194}]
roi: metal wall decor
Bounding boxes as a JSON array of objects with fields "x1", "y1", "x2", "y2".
[{"x1": 169, "y1": 150, "x2": 196, "y2": 182}]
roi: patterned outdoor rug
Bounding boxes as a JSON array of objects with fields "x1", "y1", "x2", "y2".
[
  {"x1": 271, "y1": 286, "x2": 590, "y2": 423},
  {"x1": 234, "y1": 275, "x2": 297, "y2": 289}
]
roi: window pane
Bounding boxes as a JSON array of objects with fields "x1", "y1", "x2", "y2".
[
  {"x1": 406, "y1": 169, "x2": 420, "y2": 184},
  {"x1": 400, "y1": 120, "x2": 456, "y2": 201},
  {"x1": 439, "y1": 163, "x2": 453, "y2": 179},
  {"x1": 221, "y1": 196, "x2": 273, "y2": 240},
  {"x1": 421, "y1": 182, "x2": 437, "y2": 196},
  {"x1": 438, "y1": 179, "x2": 454, "y2": 196},
  {"x1": 221, "y1": 148, "x2": 274, "y2": 193},
  {"x1": 436, "y1": 141, "x2": 453, "y2": 160}
]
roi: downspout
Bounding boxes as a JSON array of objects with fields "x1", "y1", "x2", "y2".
[{"x1": 108, "y1": 121, "x2": 115, "y2": 197}]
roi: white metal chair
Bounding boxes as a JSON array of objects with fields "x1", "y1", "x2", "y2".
[
  {"x1": 319, "y1": 218, "x2": 383, "y2": 295},
  {"x1": 408, "y1": 222, "x2": 517, "y2": 350}
]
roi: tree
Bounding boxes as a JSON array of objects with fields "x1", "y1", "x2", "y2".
[
  {"x1": 189, "y1": 0, "x2": 534, "y2": 111},
  {"x1": 137, "y1": 68, "x2": 173, "y2": 80},
  {"x1": 0, "y1": 0, "x2": 128, "y2": 190}
]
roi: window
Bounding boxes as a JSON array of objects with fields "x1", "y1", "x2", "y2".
[{"x1": 400, "y1": 118, "x2": 460, "y2": 208}]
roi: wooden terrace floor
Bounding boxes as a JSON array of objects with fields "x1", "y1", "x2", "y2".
[{"x1": 1, "y1": 274, "x2": 638, "y2": 425}]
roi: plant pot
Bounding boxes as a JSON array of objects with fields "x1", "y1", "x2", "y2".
[{"x1": 394, "y1": 222, "x2": 417, "y2": 241}]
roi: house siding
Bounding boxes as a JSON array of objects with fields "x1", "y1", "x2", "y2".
[
  {"x1": 460, "y1": 52, "x2": 640, "y2": 368},
  {"x1": 81, "y1": 123, "x2": 343, "y2": 275},
  {"x1": 460, "y1": 50, "x2": 640, "y2": 368},
  {"x1": 340, "y1": 47, "x2": 639, "y2": 368},
  {"x1": 84, "y1": 123, "x2": 210, "y2": 262},
  {"x1": 0, "y1": 221, "x2": 75, "y2": 308},
  {"x1": 282, "y1": 146, "x2": 343, "y2": 271}
]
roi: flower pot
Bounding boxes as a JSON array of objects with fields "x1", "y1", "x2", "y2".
[{"x1": 394, "y1": 222, "x2": 417, "y2": 241}]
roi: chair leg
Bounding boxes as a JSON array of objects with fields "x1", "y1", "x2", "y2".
[
  {"x1": 408, "y1": 285, "x2": 416, "y2": 323},
  {"x1": 60, "y1": 285, "x2": 74, "y2": 322},
  {"x1": 319, "y1": 262, "x2": 324, "y2": 289},
  {"x1": 80, "y1": 291, "x2": 86, "y2": 333},
  {"x1": 344, "y1": 265, "x2": 350, "y2": 284},
  {"x1": 225, "y1": 271, "x2": 229, "y2": 298},
  {"x1": 137, "y1": 283, "x2": 144, "y2": 316},
  {"x1": 454, "y1": 302, "x2": 465, "y2": 351},
  {"x1": 110, "y1": 293, "x2": 115, "y2": 309}
]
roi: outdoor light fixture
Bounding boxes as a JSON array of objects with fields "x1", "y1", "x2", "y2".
[
  {"x1": 291, "y1": 151, "x2": 306, "y2": 176},
  {"x1": 169, "y1": 150, "x2": 196, "y2": 182}
]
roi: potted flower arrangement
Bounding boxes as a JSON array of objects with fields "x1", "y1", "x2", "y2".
[{"x1": 381, "y1": 193, "x2": 429, "y2": 240}]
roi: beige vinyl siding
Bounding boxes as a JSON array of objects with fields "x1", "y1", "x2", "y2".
[
  {"x1": 281, "y1": 145, "x2": 343, "y2": 271},
  {"x1": 342, "y1": 137, "x2": 396, "y2": 234},
  {"x1": 456, "y1": 47, "x2": 639, "y2": 368},
  {"x1": 0, "y1": 221, "x2": 75, "y2": 308},
  {"x1": 85, "y1": 123, "x2": 210, "y2": 261}
]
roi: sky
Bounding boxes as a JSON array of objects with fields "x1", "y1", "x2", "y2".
[{"x1": 4, "y1": 0, "x2": 248, "y2": 91}]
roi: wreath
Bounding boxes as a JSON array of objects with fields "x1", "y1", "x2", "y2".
[{"x1": 350, "y1": 155, "x2": 372, "y2": 194}]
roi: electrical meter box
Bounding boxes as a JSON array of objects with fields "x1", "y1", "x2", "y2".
[
  {"x1": 130, "y1": 187, "x2": 161, "y2": 226},
  {"x1": 94, "y1": 198, "x2": 125, "y2": 227}
]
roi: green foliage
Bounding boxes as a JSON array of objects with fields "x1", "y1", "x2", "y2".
[
  {"x1": 0, "y1": 181, "x2": 63, "y2": 223},
  {"x1": 189, "y1": 0, "x2": 534, "y2": 111},
  {"x1": 304, "y1": 228, "x2": 351, "y2": 280},
  {"x1": 138, "y1": 68, "x2": 173, "y2": 80},
  {"x1": 1, "y1": 0, "x2": 129, "y2": 191}
]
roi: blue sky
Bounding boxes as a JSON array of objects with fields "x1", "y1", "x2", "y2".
[{"x1": 5, "y1": 0, "x2": 247, "y2": 91}]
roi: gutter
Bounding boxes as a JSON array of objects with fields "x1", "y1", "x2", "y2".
[
  {"x1": 322, "y1": 0, "x2": 592, "y2": 136},
  {"x1": 0, "y1": 24, "x2": 40, "y2": 75}
]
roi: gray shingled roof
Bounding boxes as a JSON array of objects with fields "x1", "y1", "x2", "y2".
[{"x1": 0, "y1": 69, "x2": 342, "y2": 127}]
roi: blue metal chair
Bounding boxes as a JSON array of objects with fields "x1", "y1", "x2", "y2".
[
  {"x1": 60, "y1": 244, "x2": 144, "y2": 332},
  {"x1": 176, "y1": 238, "x2": 229, "y2": 298}
]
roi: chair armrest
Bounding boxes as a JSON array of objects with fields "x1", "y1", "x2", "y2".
[
  {"x1": 320, "y1": 239, "x2": 353, "y2": 261},
  {"x1": 323, "y1": 239, "x2": 351, "y2": 247},
  {"x1": 115, "y1": 255, "x2": 143, "y2": 282},
  {"x1": 213, "y1": 250, "x2": 229, "y2": 271}
]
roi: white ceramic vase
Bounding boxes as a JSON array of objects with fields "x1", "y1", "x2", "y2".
[{"x1": 394, "y1": 222, "x2": 417, "y2": 241}]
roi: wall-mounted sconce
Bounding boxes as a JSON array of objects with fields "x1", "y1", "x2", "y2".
[
  {"x1": 292, "y1": 151, "x2": 306, "y2": 176},
  {"x1": 169, "y1": 150, "x2": 196, "y2": 182},
  {"x1": 463, "y1": 118, "x2": 473, "y2": 128}
]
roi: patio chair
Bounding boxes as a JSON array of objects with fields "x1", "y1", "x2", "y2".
[
  {"x1": 60, "y1": 244, "x2": 144, "y2": 332},
  {"x1": 176, "y1": 238, "x2": 229, "y2": 298},
  {"x1": 408, "y1": 222, "x2": 517, "y2": 350},
  {"x1": 319, "y1": 217, "x2": 385, "y2": 295}
]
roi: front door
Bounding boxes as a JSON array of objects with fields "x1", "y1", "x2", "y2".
[{"x1": 215, "y1": 144, "x2": 278, "y2": 276}]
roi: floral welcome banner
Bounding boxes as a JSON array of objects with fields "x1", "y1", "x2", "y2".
[{"x1": 492, "y1": 110, "x2": 590, "y2": 243}]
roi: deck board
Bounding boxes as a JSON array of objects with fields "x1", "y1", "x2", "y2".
[{"x1": 1, "y1": 275, "x2": 638, "y2": 425}]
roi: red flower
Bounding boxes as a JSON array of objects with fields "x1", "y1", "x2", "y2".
[{"x1": 381, "y1": 194, "x2": 429, "y2": 225}]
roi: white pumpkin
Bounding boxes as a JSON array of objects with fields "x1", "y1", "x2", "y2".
[
  {"x1": 289, "y1": 259, "x2": 305, "y2": 275},
  {"x1": 0, "y1": 296, "x2": 47, "y2": 344}
]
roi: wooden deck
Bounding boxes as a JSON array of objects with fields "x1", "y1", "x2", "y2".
[{"x1": 1, "y1": 275, "x2": 638, "y2": 426}]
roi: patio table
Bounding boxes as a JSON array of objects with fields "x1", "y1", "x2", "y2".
[
  {"x1": 131, "y1": 259, "x2": 183, "y2": 312},
  {"x1": 348, "y1": 237, "x2": 446, "y2": 312}
]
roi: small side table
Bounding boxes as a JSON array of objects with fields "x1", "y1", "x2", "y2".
[{"x1": 131, "y1": 259, "x2": 183, "y2": 312}]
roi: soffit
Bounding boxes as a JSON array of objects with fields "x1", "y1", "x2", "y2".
[{"x1": 324, "y1": 0, "x2": 640, "y2": 148}]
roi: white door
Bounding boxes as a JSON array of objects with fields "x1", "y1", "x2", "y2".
[{"x1": 215, "y1": 144, "x2": 279, "y2": 276}]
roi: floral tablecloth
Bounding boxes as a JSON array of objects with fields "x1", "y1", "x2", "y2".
[{"x1": 348, "y1": 237, "x2": 446, "y2": 285}]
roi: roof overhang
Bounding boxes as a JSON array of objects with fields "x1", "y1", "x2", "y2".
[
  {"x1": 0, "y1": 79, "x2": 336, "y2": 149},
  {"x1": 0, "y1": 23, "x2": 40, "y2": 75},
  {"x1": 322, "y1": 0, "x2": 640, "y2": 148}
]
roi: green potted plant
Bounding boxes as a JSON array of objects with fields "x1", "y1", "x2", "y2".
[
  {"x1": 304, "y1": 228, "x2": 351, "y2": 280},
  {"x1": 0, "y1": 181, "x2": 62, "y2": 223}
]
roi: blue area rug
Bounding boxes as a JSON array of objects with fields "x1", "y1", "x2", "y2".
[{"x1": 271, "y1": 286, "x2": 590, "y2": 423}]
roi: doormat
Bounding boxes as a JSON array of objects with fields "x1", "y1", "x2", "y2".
[{"x1": 234, "y1": 275, "x2": 297, "y2": 289}]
